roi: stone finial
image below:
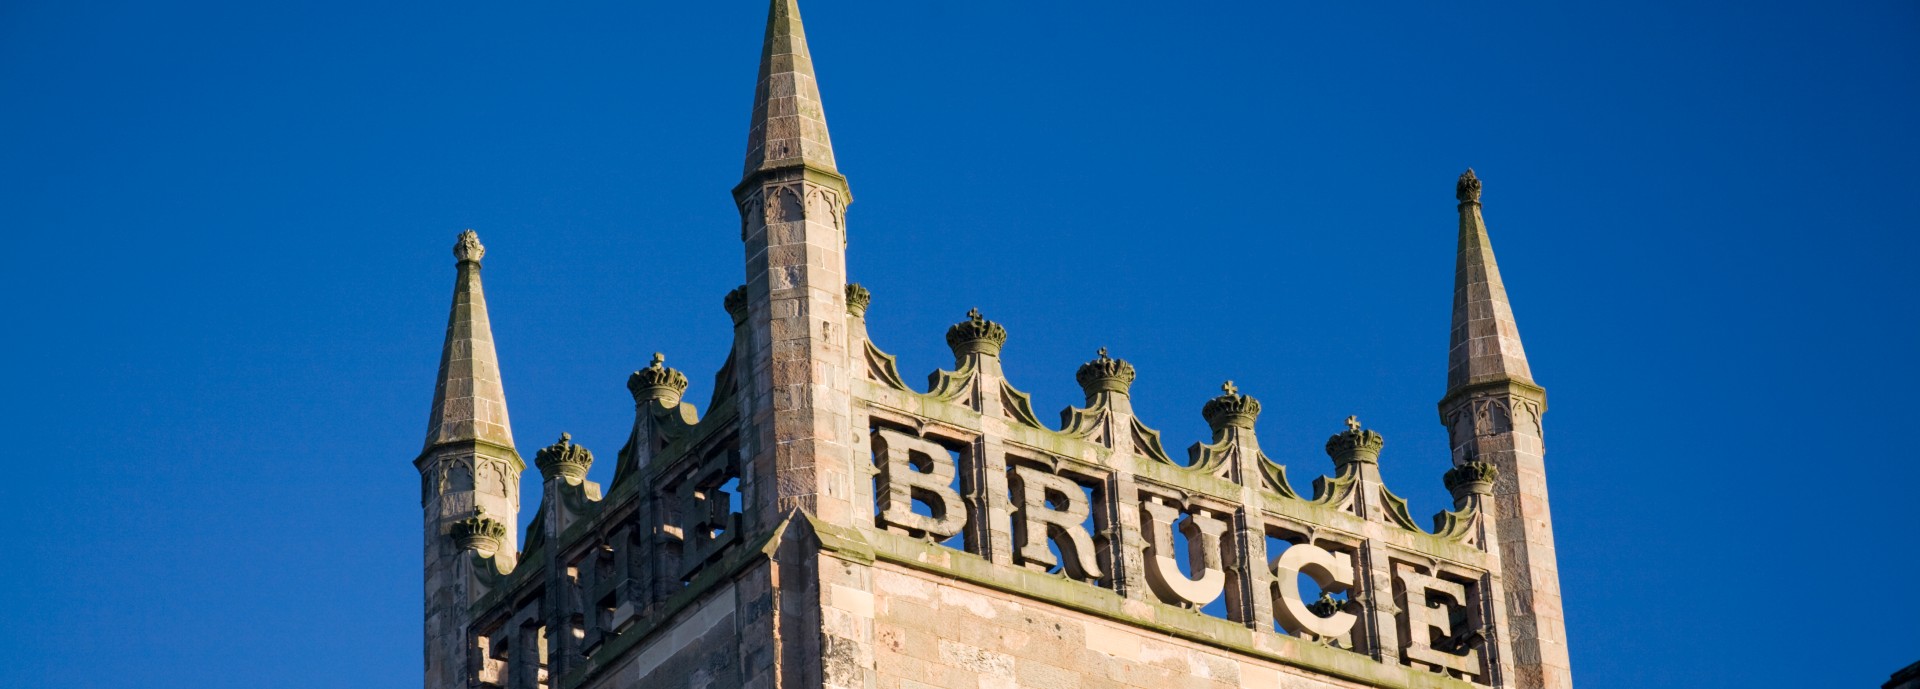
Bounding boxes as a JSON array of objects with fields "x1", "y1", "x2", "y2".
[
  {"x1": 534, "y1": 432, "x2": 594, "y2": 482},
  {"x1": 1201, "y1": 380, "x2": 1261, "y2": 432},
  {"x1": 1443, "y1": 461, "x2": 1499, "y2": 498},
  {"x1": 1325, "y1": 417, "x2": 1385, "y2": 466},
  {"x1": 845, "y1": 283, "x2": 871, "y2": 317},
  {"x1": 945, "y1": 308, "x2": 1008, "y2": 358},
  {"x1": 451, "y1": 506, "x2": 508, "y2": 554},
  {"x1": 628, "y1": 353, "x2": 691, "y2": 405},
  {"x1": 1076, "y1": 347, "x2": 1136, "y2": 397},
  {"x1": 1456, "y1": 168, "x2": 1482, "y2": 204},
  {"x1": 723, "y1": 285, "x2": 749, "y2": 326},
  {"x1": 453, "y1": 230, "x2": 486, "y2": 264}
]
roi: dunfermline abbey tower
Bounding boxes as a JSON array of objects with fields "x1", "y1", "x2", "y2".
[{"x1": 414, "y1": 3, "x2": 1573, "y2": 689}]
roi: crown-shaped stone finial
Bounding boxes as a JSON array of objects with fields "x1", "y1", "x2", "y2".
[
  {"x1": 1456, "y1": 168, "x2": 1482, "y2": 203},
  {"x1": 534, "y1": 432, "x2": 594, "y2": 482},
  {"x1": 629, "y1": 351, "x2": 691, "y2": 404},
  {"x1": 946, "y1": 307, "x2": 1008, "y2": 358},
  {"x1": 723, "y1": 285, "x2": 749, "y2": 326},
  {"x1": 1443, "y1": 460, "x2": 1499, "y2": 498},
  {"x1": 628, "y1": 353, "x2": 690, "y2": 405},
  {"x1": 845, "y1": 283, "x2": 872, "y2": 317},
  {"x1": 453, "y1": 230, "x2": 486, "y2": 264},
  {"x1": 1076, "y1": 347, "x2": 1136, "y2": 398},
  {"x1": 1325, "y1": 416, "x2": 1385, "y2": 466},
  {"x1": 451, "y1": 505, "x2": 508, "y2": 554},
  {"x1": 1201, "y1": 380, "x2": 1262, "y2": 432}
]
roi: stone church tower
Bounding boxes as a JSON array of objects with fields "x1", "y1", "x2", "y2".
[{"x1": 412, "y1": 2, "x2": 1574, "y2": 689}]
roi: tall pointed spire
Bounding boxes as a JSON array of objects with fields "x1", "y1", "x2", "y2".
[
  {"x1": 731, "y1": 0, "x2": 858, "y2": 531},
  {"x1": 1438, "y1": 170, "x2": 1571, "y2": 689},
  {"x1": 1447, "y1": 168, "x2": 1534, "y2": 392},
  {"x1": 418, "y1": 230, "x2": 523, "y2": 689},
  {"x1": 742, "y1": 0, "x2": 838, "y2": 178},
  {"x1": 424, "y1": 230, "x2": 515, "y2": 451}
]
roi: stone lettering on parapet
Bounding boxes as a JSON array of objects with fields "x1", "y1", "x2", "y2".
[{"x1": 859, "y1": 336, "x2": 1498, "y2": 686}]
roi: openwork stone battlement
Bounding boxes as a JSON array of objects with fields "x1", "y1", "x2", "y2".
[{"x1": 447, "y1": 291, "x2": 1513, "y2": 689}]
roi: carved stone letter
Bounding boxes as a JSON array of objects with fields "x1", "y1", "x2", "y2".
[
  {"x1": 1139, "y1": 498, "x2": 1228, "y2": 608},
  {"x1": 873, "y1": 429, "x2": 967, "y2": 541},
  {"x1": 1009, "y1": 465, "x2": 1103, "y2": 580},
  {"x1": 1397, "y1": 567, "x2": 1481, "y2": 674},
  {"x1": 1271, "y1": 543, "x2": 1358, "y2": 638}
]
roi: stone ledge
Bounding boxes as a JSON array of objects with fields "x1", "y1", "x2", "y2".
[{"x1": 857, "y1": 527, "x2": 1483, "y2": 689}]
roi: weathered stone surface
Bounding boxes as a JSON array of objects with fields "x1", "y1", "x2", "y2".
[
  {"x1": 873, "y1": 564, "x2": 1371, "y2": 689},
  {"x1": 424, "y1": 231, "x2": 515, "y2": 451}
]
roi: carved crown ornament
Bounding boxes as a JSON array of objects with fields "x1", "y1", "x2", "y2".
[
  {"x1": 453, "y1": 229, "x2": 486, "y2": 264},
  {"x1": 1443, "y1": 460, "x2": 1499, "y2": 497},
  {"x1": 1457, "y1": 168, "x2": 1483, "y2": 203},
  {"x1": 628, "y1": 353, "x2": 690, "y2": 404},
  {"x1": 1201, "y1": 380, "x2": 1261, "y2": 432},
  {"x1": 845, "y1": 283, "x2": 871, "y2": 317},
  {"x1": 1075, "y1": 347, "x2": 1136, "y2": 398},
  {"x1": 534, "y1": 432, "x2": 594, "y2": 482},
  {"x1": 450, "y1": 506, "x2": 507, "y2": 554},
  {"x1": 945, "y1": 308, "x2": 1007, "y2": 358},
  {"x1": 1325, "y1": 416, "x2": 1385, "y2": 466}
]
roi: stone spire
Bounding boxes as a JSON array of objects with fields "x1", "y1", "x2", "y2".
[
  {"x1": 424, "y1": 230, "x2": 516, "y2": 451},
  {"x1": 729, "y1": 8, "x2": 870, "y2": 686},
  {"x1": 732, "y1": 0, "x2": 858, "y2": 531},
  {"x1": 742, "y1": 0, "x2": 837, "y2": 178},
  {"x1": 1447, "y1": 168, "x2": 1534, "y2": 391},
  {"x1": 1438, "y1": 170, "x2": 1571, "y2": 689},
  {"x1": 417, "y1": 230, "x2": 524, "y2": 689}
]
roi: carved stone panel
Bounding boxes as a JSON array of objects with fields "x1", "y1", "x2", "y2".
[
  {"x1": 1008, "y1": 464, "x2": 1103, "y2": 582},
  {"x1": 1138, "y1": 496, "x2": 1229, "y2": 609},
  {"x1": 1396, "y1": 565, "x2": 1482, "y2": 677},
  {"x1": 872, "y1": 428, "x2": 967, "y2": 541},
  {"x1": 1272, "y1": 542, "x2": 1360, "y2": 639}
]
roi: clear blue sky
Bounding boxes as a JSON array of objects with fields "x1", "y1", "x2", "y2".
[{"x1": 2, "y1": 1, "x2": 1914, "y2": 687}]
